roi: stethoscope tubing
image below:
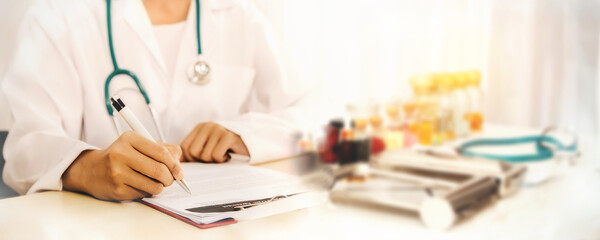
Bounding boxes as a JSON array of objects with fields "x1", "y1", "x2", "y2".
[
  {"x1": 458, "y1": 133, "x2": 578, "y2": 163},
  {"x1": 105, "y1": 0, "x2": 185, "y2": 142}
]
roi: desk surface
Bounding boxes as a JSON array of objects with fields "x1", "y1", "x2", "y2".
[{"x1": 1, "y1": 125, "x2": 599, "y2": 240}]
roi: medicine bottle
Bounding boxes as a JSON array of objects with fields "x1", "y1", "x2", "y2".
[
  {"x1": 380, "y1": 102, "x2": 403, "y2": 149},
  {"x1": 451, "y1": 73, "x2": 471, "y2": 138},
  {"x1": 434, "y1": 74, "x2": 455, "y2": 144},
  {"x1": 411, "y1": 75, "x2": 436, "y2": 146},
  {"x1": 465, "y1": 70, "x2": 484, "y2": 132}
]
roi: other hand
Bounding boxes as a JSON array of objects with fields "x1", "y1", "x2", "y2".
[{"x1": 180, "y1": 122, "x2": 249, "y2": 163}]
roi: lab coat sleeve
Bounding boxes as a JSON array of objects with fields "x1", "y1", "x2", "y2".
[
  {"x1": 2, "y1": 13, "x2": 97, "y2": 195},
  {"x1": 215, "y1": 4, "x2": 314, "y2": 163}
]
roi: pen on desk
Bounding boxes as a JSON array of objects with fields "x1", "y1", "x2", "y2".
[{"x1": 110, "y1": 96, "x2": 193, "y2": 195}]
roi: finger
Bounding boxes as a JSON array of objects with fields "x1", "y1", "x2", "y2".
[
  {"x1": 181, "y1": 126, "x2": 201, "y2": 162},
  {"x1": 189, "y1": 123, "x2": 217, "y2": 161},
  {"x1": 200, "y1": 127, "x2": 226, "y2": 162},
  {"x1": 126, "y1": 133, "x2": 184, "y2": 180},
  {"x1": 125, "y1": 151, "x2": 174, "y2": 186},
  {"x1": 113, "y1": 183, "x2": 146, "y2": 201},
  {"x1": 121, "y1": 168, "x2": 165, "y2": 196},
  {"x1": 212, "y1": 132, "x2": 237, "y2": 162},
  {"x1": 164, "y1": 144, "x2": 183, "y2": 163},
  {"x1": 130, "y1": 188, "x2": 152, "y2": 199}
]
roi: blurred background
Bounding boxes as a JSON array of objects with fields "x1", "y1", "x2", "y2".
[
  {"x1": 1, "y1": 0, "x2": 599, "y2": 136},
  {"x1": 252, "y1": 0, "x2": 600, "y2": 137}
]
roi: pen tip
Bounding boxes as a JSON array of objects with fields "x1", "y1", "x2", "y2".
[{"x1": 180, "y1": 179, "x2": 193, "y2": 195}]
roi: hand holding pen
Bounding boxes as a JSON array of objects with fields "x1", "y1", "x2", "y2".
[{"x1": 62, "y1": 97, "x2": 191, "y2": 201}]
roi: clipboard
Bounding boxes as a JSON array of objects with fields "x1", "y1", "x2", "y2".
[
  {"x1": 135, "y1": 162, "x2": 324, "y2": 229},
  {"x1": 139, "y1": 200, "x2": 238, "y2": 229}
]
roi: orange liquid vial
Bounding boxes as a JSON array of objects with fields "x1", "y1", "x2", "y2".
[
  {"x1": 417, "y1": 122, "x2": 433, "y2": 145},
  {"x1": 408, "y1": 122, "x2": 419, "y2": 134},
  {"x1": 369, "y1": 115, "x2": 383, "y2": 129},
  {"x1": 469, "y1": 112, "x2": 484, "y2": 132},
  {"x1": 403, "y1": 103, "x2": 416, "y2": 119},
  {"x1": 354, "y1": 118, "x2": 368, "y2": 132},
  {"x1": 386, "y1": 105, "x2": 399, "y2": 119},
  {"x1": 445, "y1": 131, "x2": 456, "y2": 140}
]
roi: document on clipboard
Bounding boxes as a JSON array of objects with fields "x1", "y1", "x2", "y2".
[{"x1": 140, "y1": 161, "x2": 326, "y2": 229}]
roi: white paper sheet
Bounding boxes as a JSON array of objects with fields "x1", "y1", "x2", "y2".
[{"x1": 142, "y1": 162, "x2": 326, "y2": 224}]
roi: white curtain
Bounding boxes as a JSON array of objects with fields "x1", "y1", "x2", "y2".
[
  {"x1": 253, "y1": 0, "x2": 600, "y2": 135},
  {"x1": 486, "y1": 0, "x2": 600, "y2": 134}
]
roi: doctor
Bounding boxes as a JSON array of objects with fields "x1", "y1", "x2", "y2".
[{"x1": 2, "y1": 0, "x2": 308, "y2": 201}]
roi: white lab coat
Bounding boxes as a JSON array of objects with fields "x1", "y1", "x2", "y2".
[{"x1": 2, "y1": 0, "x2": 310, "y2": 195}]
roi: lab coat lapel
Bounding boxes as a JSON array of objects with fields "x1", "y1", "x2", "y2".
[
  {"x1": 171, "y1": 0, "x2": 197, "y2": 81},
  {"x1": 164, "y1": 0, "x2": 198, "y2": 138},
  {"x1": 122, "y1": 0, "x2": 168, "y2": 76}
]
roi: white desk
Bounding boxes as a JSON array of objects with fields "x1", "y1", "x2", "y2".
[{"x1": 1, "y1": 126, "x2": 599, "y2": 240}]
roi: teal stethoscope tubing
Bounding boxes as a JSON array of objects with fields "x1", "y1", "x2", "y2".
[
  {"x1": 104, "y1": 0, "x2": 202, "y2": 116},
  {"x1": 458, "y1": 135, "x2": 578, "y2": 163}
]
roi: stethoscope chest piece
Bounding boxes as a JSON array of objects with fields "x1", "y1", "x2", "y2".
[{"x1": 188, "y1": 57, "x2": 211, "y2": 85}]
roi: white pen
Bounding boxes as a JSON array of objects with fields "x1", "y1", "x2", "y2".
[{"x1": 110, "y1": 96, "x2": 193, "y2": 195}]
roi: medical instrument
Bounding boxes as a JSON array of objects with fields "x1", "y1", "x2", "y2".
[
  {"x1": 104, "y1": 0, "x2": 209, "y2": 137},
  {"x1": 111, "y1": 96, "x2": 193, "y2": 195},
  {"x1": 377, "y1": 149, "x2": 525, "y2": 197},
  {"x1": 331, "y1": 149, "x2": 526, "y2": 230},
  {"x1": 458, "y1": 127, "x2": 579, "y2": 163},
  {"x1": 187, "y1": 0, "x2": 211, "y2": 85}
]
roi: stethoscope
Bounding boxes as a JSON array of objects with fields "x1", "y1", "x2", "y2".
[
  {"x1": 457, "y1": 127, "x2": 579, "y2": 163},
  {"x1": 104, "y1": 0, "x2": 209, "y2": 138}
]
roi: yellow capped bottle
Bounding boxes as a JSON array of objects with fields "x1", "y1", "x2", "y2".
[
  {"x1": 434, "y1": 74, "x2": 455, "y2": 143},
  {"x1": 451, "y1": 73, "x2": 471, "y2": 137},
  {"x1": 465, "y1": 70, "x2": 484, "y2": 132},
  {"x1": 411, "y1": 75, "x2": 436, "y2": 146},
  {"x1": 403, "y1": 76, "x2": 419, "y2": 147},
  {"x1": 382, "y1": 102, "x2": 404, "y2": 149}
]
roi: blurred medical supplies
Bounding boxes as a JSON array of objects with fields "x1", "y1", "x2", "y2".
[
  {"x1": 377, "y1": 149, "x2": 526, "y2": 197},
  {"x1": 458, "y1": 127, "x2": 579, "y2": 163},
  {"x1": 458, "y1": 126, "x2": 579, "y2": 184},
  {"x1": 402, "y1": 70, "x2": 485, "y2": 146},
  {"x1": 323, "y1": 125, "x2": 578, "y2": 230},
  {"x1": 319, "y1": 118, "x2": 381, "y2": 165},
  {"x1": 330, "y1": 150, "x2": 526, "y2": 231},
  {"x1": 317, "y1": 70, "x2": 486, "y2": 161},
  {"x1": 312, "y1": 69, "x2": 581, "y2": 230}
]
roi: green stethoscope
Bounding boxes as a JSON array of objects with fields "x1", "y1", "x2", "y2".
[
  {"x1": 458, "y1": 127, "x2": 579, "y2": 163},
  {"x1": 104, "y1": 0, "x2": 209, "y2": 139}
]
